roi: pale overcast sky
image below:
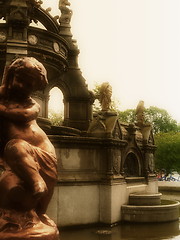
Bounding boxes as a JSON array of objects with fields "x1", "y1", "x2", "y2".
[{"x1": 43, "y1": 0, "x2": 180, "y2": 122}]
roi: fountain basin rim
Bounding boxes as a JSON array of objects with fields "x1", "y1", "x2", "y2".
[
  {"x1": 122, "y1": 200, "x2": 180, "y2": 209},
  {"x1": 129, "y1": 192, "x2": 162, "y2": 198}
]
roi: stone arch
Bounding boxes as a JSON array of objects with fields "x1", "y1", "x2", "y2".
[
  {"x1": 45, "y1": 75, "x2": 72, "y2": 120},
  {"x1": 48, "y1": 87, "x2": 64, "y2": 113},
  {"x1": 48, "y1": 86, "x2": 64, "y2": 125},
  {"x1": 123, "y1": 151, "x2": 142, "y2": 177},
  {"x1": 33, "y1": 7, "x2": 59, "y2": 34},
  {"x1": 0, "y1": 1, "x2": 94, "y2": 131}
]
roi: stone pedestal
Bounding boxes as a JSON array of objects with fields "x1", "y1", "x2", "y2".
[{"x1": 0, "y1": 209, "x2": 59, "y2": 240}]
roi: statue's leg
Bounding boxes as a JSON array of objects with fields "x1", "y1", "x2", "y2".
[
  {"x1": 4, "y1": 139, "x2": 47, "y2": 198},
  {"x1": 36, "y1": 173, "x2": 55, "y2": 214},
  {"x1": 36, "y1": 174, "x2": 57, "y2": 227}
]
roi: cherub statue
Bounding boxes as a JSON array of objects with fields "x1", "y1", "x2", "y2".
[
  {"x1": 0, "y1": 57, "x2": 58, "y2": 238},
  {"x1": 98, "y1": 82, "x2": 112, "y2": 111},
  {"x1": 59, "y1": 0, "x2": 73, "y2": 24}
]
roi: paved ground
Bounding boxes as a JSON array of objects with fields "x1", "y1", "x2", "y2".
[{"x1": 158, "y1": 181, "x2": 180, "y2": 191}]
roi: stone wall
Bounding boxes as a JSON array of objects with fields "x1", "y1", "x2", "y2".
[{"x1": 46, "y1": 134, "x2": 158, "y2": 227}]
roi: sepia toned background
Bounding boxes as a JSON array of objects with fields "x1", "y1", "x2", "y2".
[{"x1": 39, "y1": 0, "x2": 180, "y2": 122}]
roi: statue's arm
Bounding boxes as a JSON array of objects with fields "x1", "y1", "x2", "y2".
[{"x1": 0, "y1": 100, "x2": 40, "y2": 122}]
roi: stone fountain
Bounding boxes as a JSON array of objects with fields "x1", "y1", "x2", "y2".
[{"x1": 0, "y1": 0, "x2": 178, "y2": 232}]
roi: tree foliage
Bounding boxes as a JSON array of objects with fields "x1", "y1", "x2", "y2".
[
  {"x1": 48, "y1": 111, "x2": 63, "y2": 126},
  {"x1": 118, "y1": 109, "x2": 136, "y2": 123},
  {"x1": 154, "y1": 132, "x2": 180, "y2": 173},
  {"x1": 145, "y1": 106, "x2": 179, "y2": 134},
  {"x1": 118, "y1": 106, "x2": 179, "y2": 134}
]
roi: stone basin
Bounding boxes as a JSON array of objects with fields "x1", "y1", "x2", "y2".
[
  {"x1": 122, "y1": 199, "x2": 180, "y2": 223},
  {"x1": 129, "y1": 192, "x2": 162, "y2": 206}
]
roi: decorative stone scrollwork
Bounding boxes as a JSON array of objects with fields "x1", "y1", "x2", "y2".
[
  {"x1": 145, "y1": 152, "x2": 155, "y2": 173},
  {"x1": 113, "y1": 151, "x2": 121, "y2": 175},
  {"x1": 0, "y1": 31, "x2": 6, "y2": 42},
  {"x1": 113, "y1": 123, "x2": 122, "y2": 140}
]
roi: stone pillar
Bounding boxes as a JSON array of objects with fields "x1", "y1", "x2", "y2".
[{"x1": 5, "y1": 0, "x2": 30, "y2": 65}]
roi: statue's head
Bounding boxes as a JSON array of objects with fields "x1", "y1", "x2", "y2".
[{"x1": 2, "y1": 57, "x2": 48, "y2": 96}]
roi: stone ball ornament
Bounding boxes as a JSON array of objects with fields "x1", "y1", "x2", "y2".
[{"x1": 28, "y1": 34, "x2": 38, "y2": 45}]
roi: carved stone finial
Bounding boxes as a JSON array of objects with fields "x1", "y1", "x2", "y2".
[
  {"x1": 98, "y1": 82, "x2": 112, "y2": 111},
  {"x1": 135, "y1": 100, "x2": 152, "y2": 143},
  {"x1": 135, "y1": 100, "x2": 145, "y2": 126},
  {"x1": 46, "y1": 7, "x2": 52, "y2": 13},
  {"x1": 54, "y1": 15, "x2": 60, "y2": 22},
  {"x1": 59, "y1": 0, "x2": 73, "y2": 24}
]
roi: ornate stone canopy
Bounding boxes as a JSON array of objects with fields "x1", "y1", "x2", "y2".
[{"x1": 0, "y1": 0, "x2": 93, "y2": 130}]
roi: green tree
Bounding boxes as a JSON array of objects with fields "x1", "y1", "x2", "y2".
[
  {"x1": 154, "y1": 132, "x2": 180, "y2": 173},
  {"x1": 118, "y1": 106, "x2": 179, "y2": 134},
  {"x1": 48, "y1": 111, "x2": 63, "y2": 126},
  {"x1": 118, "y1": 109, "x2": 136, "y2": 123},
  {"x1": 145, "y1": 106, "x2": 179, "y2": 134}
]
